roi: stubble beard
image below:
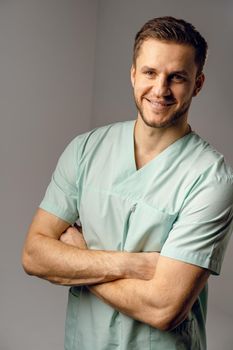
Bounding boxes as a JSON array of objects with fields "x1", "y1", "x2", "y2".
[{"x1": 134, "y1": 95, "x2": 192, "y2": 129}]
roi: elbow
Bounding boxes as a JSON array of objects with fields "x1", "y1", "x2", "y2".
[
  {"x1": 21, "y1": 239, "x2": 45, "y2": 278},
  {"x1": 148, "y1": 311, "x2": 172, "y2": 331},
  {"x1": 22, "y1": 247, "x2": 37, "y2": 276},
  {"x1": 147, "y1": 306, "x2": 188, "y2": 332},
  {"x1": 156, "y1": 316, "x2": 180, "y2": 332},
  {"x1": 160, "y1": 314, "x2": 189, "y2": 332},
  {"x1": 21, "y1": 242, "x2": 67, "y2": 285},
  {"x1": 22, "y1": 231, "x2": 49, "y2": 278}
]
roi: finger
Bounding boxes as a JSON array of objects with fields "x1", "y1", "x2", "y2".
[
  {"x1": 59, "y1": 233, "x2": 66, "y2": 242},
  {"x1": 62, "y1": 225, "x2": 72, "y2": 234}
]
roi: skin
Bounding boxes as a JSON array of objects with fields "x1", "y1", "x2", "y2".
[
  {"x1": 84, "y1": 39, "x2": 209, "y2": 331},
  {"x1": 22, "y1": 38, "x2": 209, "y2": 331},
  {"x1": 60, "y1": 225, "x2": 209, "y2": 331},
  {"x1": 131, "y1": 39, "x2": 204, "y2": 168},
  {"x1": 22, "y1": 209, "x2": 159, "y2": 286}
]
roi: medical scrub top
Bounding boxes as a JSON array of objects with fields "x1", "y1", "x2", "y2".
[{"x1": 39, "y1": 120, "x2": 233, "y2": 350}]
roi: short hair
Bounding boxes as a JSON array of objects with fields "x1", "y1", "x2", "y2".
[{"x1": 133, "y1": 16, "x2": 208, "y2": 76}]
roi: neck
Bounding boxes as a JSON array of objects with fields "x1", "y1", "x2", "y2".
[{"x1": 134, "y1": 116, "x2": 191, "y2": 158}]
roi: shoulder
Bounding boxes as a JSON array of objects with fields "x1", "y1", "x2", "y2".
[
  {"x1": 180, "y1": 132, "x2": 233, "y2": 210},
  {"x1": 183, "y1": 131, "x2": 233, "y2": 183},
  {"x1": 169, "y1": 131, "x2": 233, "y2": 212},
  {"x1": 69, "y1": 120, "x2": 133, "y2": 157}
]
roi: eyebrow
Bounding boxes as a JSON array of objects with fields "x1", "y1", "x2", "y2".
[{"x1": 140, "y1": 66, "x2": 189, "y2": 77}]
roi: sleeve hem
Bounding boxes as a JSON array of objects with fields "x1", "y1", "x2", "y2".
[
  {"x1": 160, "y1": 247, "x2": 220, "y2": 275},
  {"x1": 39, "y1": 201, "x2": 78, "y2": 225}
]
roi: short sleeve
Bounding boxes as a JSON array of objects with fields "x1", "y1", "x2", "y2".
[
  {"x1": 39, "y1": 137, "x2": 79, "y2": 224},
  {"x1": 161, "y1": 172, "x2": 233, "y2": 275}
]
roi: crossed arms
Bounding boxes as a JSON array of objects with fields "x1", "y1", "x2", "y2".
[{"x1": 22, "y1": 208, "x2": 210, "y2": 331}]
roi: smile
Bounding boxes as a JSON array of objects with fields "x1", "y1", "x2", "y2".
[{"x1": 145, "y1": 98, "x2": 174, "y2": 110}]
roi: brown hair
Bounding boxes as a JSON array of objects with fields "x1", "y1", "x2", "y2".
[{"x1": 133, "y1": 16, "x2": 208, "y2": 75}]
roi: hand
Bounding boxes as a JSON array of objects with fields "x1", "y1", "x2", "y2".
[{"x1": 60, "y1": 223, "x2": 87, "y2": 249}]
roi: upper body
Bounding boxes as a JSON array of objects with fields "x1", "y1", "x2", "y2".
[
  {"x1": 22, "y1": 16, "x2": 233, "y2": 350},
  {"x1": 39, "y1": 119, "x2": 233, "y2": 350}
]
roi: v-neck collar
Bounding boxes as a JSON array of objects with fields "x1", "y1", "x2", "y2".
[{"x1": 130, "y1": 119, "x2": 195, "y2": 173}]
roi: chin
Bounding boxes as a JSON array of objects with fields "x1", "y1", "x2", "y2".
[
  {"x1": 140, "y1": 107, "x2": 188, "y2": 129},
  {"x1": 140, "y1": 114, "x2": 175, "y2": 129}
]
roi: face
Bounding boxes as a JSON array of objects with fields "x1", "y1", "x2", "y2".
[{"x1": 131, "y1": 39, "x2": 205, "y2": 129}]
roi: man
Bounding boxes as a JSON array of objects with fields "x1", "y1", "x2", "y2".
[{"x1": 22, "y1": 17, "x2": 233, "y2": 349}]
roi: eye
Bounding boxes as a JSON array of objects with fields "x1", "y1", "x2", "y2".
[
  {"x1": 170, "y1": 74, "x2": 186, "y2": 83},
  {"x1": 144, "y1": 70, "x2": 155, "y2": 77}
]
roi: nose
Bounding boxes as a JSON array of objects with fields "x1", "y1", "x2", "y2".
[{"x1": 152, "y1": 75, "x2": 171, "y2": 98}]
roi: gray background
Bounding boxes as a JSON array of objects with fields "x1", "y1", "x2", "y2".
[{"x1": 0, "y1": 0, "x2": 232, "y2": 349}]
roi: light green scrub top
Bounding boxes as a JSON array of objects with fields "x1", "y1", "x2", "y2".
[{"x1": 39, "y1": 120, "x2": 233, "y2": 350}]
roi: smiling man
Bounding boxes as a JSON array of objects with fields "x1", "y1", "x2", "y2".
[
  {"x1": 132, "y1": 40, "x2": 202, "y2": 128},
  {"x1": 22, "y1": 17, "x2": 233, "y2": 350}
]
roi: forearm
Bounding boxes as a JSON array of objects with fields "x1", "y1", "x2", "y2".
[
  {"x1": 87, "y1": 252, "x2": 172, "y2": 329},
  {"x1": 23, "y1": 233, "x2": 156, "y2": 286},
  {"x1": 88, "y1": 254, "x2": 208, "y2": 331},
  {"x1": 88, "y1": 272, "x2": 166, "y2": 329}
]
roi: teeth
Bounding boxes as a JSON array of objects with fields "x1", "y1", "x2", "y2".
[
  {"x1": 149, "y1": 100, "x2": 169, "y2": 107},
  {"x1": 149, "y1": 100, "x2": 169, "y2": 106}
]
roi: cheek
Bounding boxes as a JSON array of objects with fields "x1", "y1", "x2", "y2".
[
  {"x1": 175, "y1": 85, "x2": 193, "y2": 102},
  {"x1": 134, "y1": 80, "x2": 151, "y2": 98}
]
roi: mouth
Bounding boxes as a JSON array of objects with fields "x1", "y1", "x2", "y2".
[{"x1": 145, "y1": 98, "x2": 175, "y2": 111}]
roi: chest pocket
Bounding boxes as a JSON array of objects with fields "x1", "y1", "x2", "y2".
[{"x1": 124, "y1": 202, "x2": 177, "y2": 252}]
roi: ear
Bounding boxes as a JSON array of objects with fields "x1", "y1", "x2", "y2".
[
  {"x1": 193, "y1": 72, "x2": 205, "y2": 97},
  {"x1": 130, "y1": 64, "x2": 136, "y2": 88}
]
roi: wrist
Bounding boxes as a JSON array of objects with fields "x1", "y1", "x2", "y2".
[{"x1": 123, "y1": 252, "x2": 158, "y2": 280}]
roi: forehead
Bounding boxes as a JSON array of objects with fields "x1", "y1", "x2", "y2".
[{"x1": 136, "y1": 39, "x2": 197, "y2": 74}]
